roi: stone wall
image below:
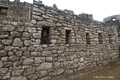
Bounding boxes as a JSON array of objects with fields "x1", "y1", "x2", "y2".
[{"x1": 0, "y1": 0, "x2": 119, "y2": 80}]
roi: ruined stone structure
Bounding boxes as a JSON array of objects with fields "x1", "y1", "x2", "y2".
[{"x1": 0, "y1": 0, "x2": 120, "y2": 80}]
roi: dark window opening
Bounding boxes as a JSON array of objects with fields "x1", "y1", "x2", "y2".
[
  {"x1": 98, "y1": 33, "x2": 103, "y2": 44},
  {"x1": 108, "y1": 34, "x2": 112, "y2": 44},
  {"x1": 86, "y1": 33, "x2": 90, "y2": 44},
  {"x1": 0, "y1": 7, "x2": 8, "y2": 15},
  {"x1": 66, "y1": 30, "x2": 71, "y2": 44},
  {"x1": 41, "y1": 27, "x2": 50, "y2": 44}
]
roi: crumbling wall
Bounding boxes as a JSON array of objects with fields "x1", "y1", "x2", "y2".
[{"x1": 0, "y1": 0, "x2": 119, "y2": 80}]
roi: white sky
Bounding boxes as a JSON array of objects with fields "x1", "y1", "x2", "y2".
[{"x1": 10, "y1": 0, "x2": 120, "y2": 21}]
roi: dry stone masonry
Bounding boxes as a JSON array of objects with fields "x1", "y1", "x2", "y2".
[{"x1": 0, "y1": 0, "x2": 120, "y2": 80}]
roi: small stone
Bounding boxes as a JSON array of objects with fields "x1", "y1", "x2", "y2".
[
  {"x1": 15, "y1": 51, "x2": 23, "y2": 57},
  {"x1": 35, "y1": 57, "x2": 45, "y2": 64},
  {"x1": 24, "y1": 67, "x2": 35, "y2": 76},
  {"x1": 11, "y1": 31, "x2": 21, "y2": 37},
  {"x1": 0, "y1": 61, "x2": 3, "y2": 68},
  {"x1": 0, "y1": 68, "x2": 8, "y2": 74},
  {"x1": 42, "y1": 51, "x2": 50, "y2": 57},
  {"x1": 22, "y1": 32, "x2": 30, "y2": 38},
  {"x1": 38, "y1": 70, "x2": 47, "y2": 78},
  {"x1": 23, "y1": 58, "x2": 34, "y2": 65},
  {"x1": 33, "y1": 33, "x2": 41, "y2": 39},
  {"x1": 12, "y1": 70, "x2": 23, "y2": 76},
  {"x1": 4, "y1": 62, "x2": 13, "y2": 68},
  {"x1": 51, "y1": 39, "x2": 57, "y2": 44},
  {"x1": 35, "y1": 47, "x2": 43, "y2": 51},
  {"x1": 9, "y1": 56, "x2": 19, "y2": 62},
  {"x1": 49, "y1": 69, "x2": 64, "y2": 76},
  {"x1": 3, "y1": 72, "x2": 10, "y2": 79},
  {"x1": 2, "y1": 39, "x2": 12, "y2": 45},
  {"x1": 31, "y1": 19, "x2": 37, "y2": 24},
  {"x1": 12, "y1": 38, "x2": 23, "y2": 47},
  {"x1": 32, "y1": 15, "x2": 43, "y2": 20},
  {"x1": 46, "y1": 57, "x2": 53, "y2": 62},
  {"x1": 24, "y1": 40, "x2": 31, "y2": 46},
  {"x1": 0, "y1": 35, "x2": 9, "y2": 39},
  {"x1": 28, "y1": 46, "x2": 35, "y2": 51},
  {"x1": 23, "y1": 51, "x2": 31, "y2": 57},
  {"x1": 0, "y1": 50, "x2": 7, "y2": 57},
  {"x1": 37, "y1": 62, "x2": 52, "y2": 70},
  {"x1": 1, "y1": 57, "x2": 8, "y2": 62},
  {"x1": 31, "y1": 52, "x2": 38, "y2": 57},
  {"x1": 10, "y1": 76, "x2": 27, "y2": 80},
  {"x1": 28, "y1": 74, "x2": 38, "y2": 80},
  {"x1": 2, "y1": 25, "x2": 15, "y2": 31},
  {"x1": 80, "y1": 57, "x2": 84, "y2": 62}
]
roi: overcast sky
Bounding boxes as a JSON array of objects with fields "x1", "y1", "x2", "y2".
[{"x1": 10, "y1": 0, "x2": 120, "y2": 21}]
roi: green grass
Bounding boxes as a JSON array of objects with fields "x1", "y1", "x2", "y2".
[{"x1": 73, "y1": 65, "x2": 120, "y2": 80}]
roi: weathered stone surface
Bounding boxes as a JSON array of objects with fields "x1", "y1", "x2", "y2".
[
  {"x1": 15, "y1": 51, "x2": 23, "y2": 57},
  {"x1": 49, "y1": 69, "x2": 64, "y2": 76},
  {"x1": 24, "y1": 40, "x2": 31, "y2": 46},
  {"x1": 23, "y1": 58, "x2": 34, "y2": 65},
  {"x1": 22, "y1": 32, "x2": 30, "y2": 38},
  {"x1": 9, "y1": 56, "x2": 19, "y2": 62},
  {"x1": 3, "y1": 72, "x2": 11, "y2": 79},
  {"x1": 10, "y1": 76, "x2": 27, "y2": 80},
  {"x1": 1, "y1": 57, "x2": 8, "y2": 62},
  {"x1": 33, "y1": 33, "x2": 41, "y2": 38},
  {"x1": 2, "y1": 39, "x2": 12, "y2": 45},
  {"x1": 35, "y1": 57, "x2": 45, "y2": 64},
  {"x1": 12, "y1": 38, "x2": 23, "y2": 47},
  {"x1": 0, "y1": 68, "x2": 8, "y2": 74},
  {"x1": 32, "y1": 15, "x2": 43, "y2": 20},
  {"x1": 37, "y1": 63, "x2": 52, "y2": 70},
  {"x1": 24, "y1": 67, "x2": 35, "y2": 76},
  {"x1": 23, "y1": 51, "x2": 31, "y2": 57},
  {"x1": 28, "y1": 74, "x2": 38, "y2": 80},
  {"x1": 0, "y1": 35, "x2": 9, "y2": 39},
  {"x1": 12, "y1": 70, "x2": 23, "y2": 76},
  {"x1": 0, "y1": 61, "x2": 3, "y2": 68},
  {"x1": 2, "y1": 25, "x2": 15, "y2": 31},
  {"x1": 0, "y1": 50, "x2": 7, "y2": 57},
  {"x1": 11, "y1": 31, "x2": 21, "y2": 37},
  {"x1": 4, "y1": 62, "x2": 13, "y2": 68},
  {"x1": 46, "y1": 57, "x2": 53, "y2": 62}
]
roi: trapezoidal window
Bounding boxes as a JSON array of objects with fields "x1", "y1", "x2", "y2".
[
  {"x1": 108, "y1": 34, "x2": 112, "y2": 44},
  {"x1": 98, "y1": 33, "x2": 103, "y2": 44},
  {"x1": 41, "y1": 27, "x2": 50, "y2": 44},
  {"x1": 0, "y1": 6, "x2": 8, "y2": 16},
  {"x1": 66, "y1": 30, "x2": 71, "y2": 44},
  {"x1": 86, "y1": 33, "x2": 91, "y2": 44}
]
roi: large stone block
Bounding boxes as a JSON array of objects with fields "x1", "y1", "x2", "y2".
[
  {"x1": 2, "y1": 25, "x2": 15, "y2": 31},
  {"x1": 10, "y1": 76, "x2": 27, "y2": 80},
  {"x1": 37, "y1": 63, "x2": 52, "y2": 70},
  {"x1": 12, "y1": 70, "x2": 23, "y2": 76},
  {"x1": 33, "y1": 33, "x2": 41, "y2": 39},
  {"x1": 23, "y1": 58, "x2": 34, "y2": 65},
  {"x1": 2, "y1": 39, "x2": 12, "y2": 45},
  {"x1": 0, "y1": 50, "x2": 7, "y2": 57},
  {"x1": 12, "y1": 38, "x2": 23, "y2": 47}
]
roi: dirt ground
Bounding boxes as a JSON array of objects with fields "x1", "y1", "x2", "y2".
[{"x1": 73, "y1": 63, "x2": 120, "y2": 80}]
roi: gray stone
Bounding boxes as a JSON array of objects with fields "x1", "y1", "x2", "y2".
[
  {"x1": 42, "y1": 51, "x2": 50, "y2": 57},
  {"x1": 22, "y1": 32, "x2": 30, "y2": 38},
  {"x1": 46, "y1": 57, "x2": 53, "y2": 62},
  {"x1": 51, "y1": 39, "x2": 57, "y2": 44},
  {"x1": 2, "y1": 25, "x2": 15, "y2": 31},
  {"x1": 33, "y1": 33, "x2": 41, "y2": 39},
  {"x1": 0, "y1": 50, "x2": 7, "y2": 57},
  {"x1": 31, "y1": 19, "x2": 37, "y2": 24},
  {"x1": 3, "y1": 72, "x2": 11, "y2": 79},
  {"x1": 24, "y1": 67, "x2": 35, "y2": 76},
  {"x1": 28, "y1": 46, "x2": 35, "y2": 51},
  {"x1": 80, "y1": 57, "x2": 84, "y2": 62},
  {"x1": 35, "y1": 47, "x2": 43, "y2": 51},
  {"x1": 31, "y1": 52, "x2": 38, "y2": 57},
  {"x1": 12, "y1": 38, "x2": 23, "y2": 47},
  {"x1": 15, "y1": 51, "x2": 23, "y2": 57},
  {"x1": 11, "y1": 31, "x2": 21, "y2": 37},
  {"x1": 37, "y1": 70, "x2": 47, "y2": 78},
  {"x1": 35, "y1": 57, "x2": 45, "y2": 64},
  {"x1": 4, "y1": 62, "x2": 13, "y2": 68},
  {"x1": 23, "y1": 51, "x2": 31, "y2": 57},
  {"x1": 0, "y1": 61, "x2": 3, "y2": 68},
  {"x1": 0, "y1": 35, "x2": 9, "y2": 39},
  {"x1": 23, "y1": 58, "x2": 34, "y2": 65},
  {"x1": 37, "y1": 62, "x2": 52, "y2": 70},
  {"x1": 2, "y1": 39, "x2": 12, "y2": 45},
  {"x1": 32, "y1": 15, "x2": 43, "y2": 20},
  {"x1": 9, "y1": 56, "x2": 19, "y2": 62},
  {"x1": 28, "y1": 74, "x2": 38, "y2": 80},
  {"x1": 12, "y1": 70, "x2": 23, "y2": 76},
  {"x1": 24, "y1": 40, "x2": 31, "y2": 46},
  {"x1": 49, "y1": 69, "x2": 64, "y2": 76},
  {"x1": 10, "y1": 76, "x2": 27, "y2": 80},
  {"x1": 0, "y1": 68, "x2": 8, "y2": 74}
]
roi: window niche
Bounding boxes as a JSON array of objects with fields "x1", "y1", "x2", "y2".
[
  {"x1": 0, "y1": 6, "x2": 8, "y2": 16},
  {"x1": 98, "y1": 33, "x2": 103, "y2": 44},
  {"x1": 41, "y1": 27, "x2": 50, "y2": 44},
  {"x1": 86, "y1": 33, "x2": 90, "y2": 44},
  {"x1": 66, "y1": 30, "x2": 71, "y2": 44}
]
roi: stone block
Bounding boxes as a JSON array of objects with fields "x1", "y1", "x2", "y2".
[
  {"x1": 23, "y1": 58, "x2": 34, "y2": 65},
  {"x1": 49, "y1": 69, "x2": 64, "y2": 76},
  {"x1": 0, "y1": 50, "x2": 7, "y2": 57},
  {"x1": 10, "y1": 76, "x2": 27, "y2": 80},
  {"x1": 12, "y1": 38, "x2": 23, "y2": 47},
  {"x1": 2, "y1": 39, "x2": 12, "y2": 45},
  {"x1": 37, "y1": 62, "x2": 52, "y2": 70}
]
